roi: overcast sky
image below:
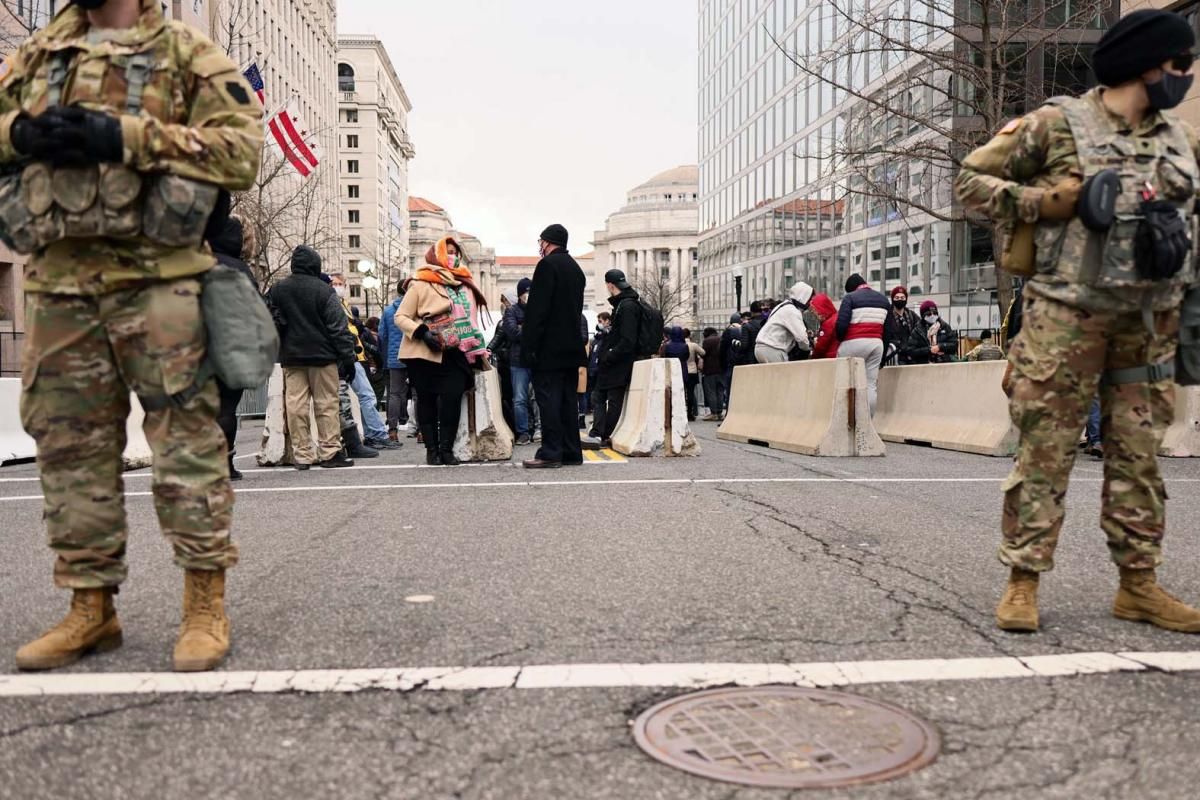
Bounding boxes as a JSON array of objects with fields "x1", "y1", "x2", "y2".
[{"x1": 337, "y1": 0, "x2": 697, "y2": 258}]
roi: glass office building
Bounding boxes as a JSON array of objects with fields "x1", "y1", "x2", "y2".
[{"x1": 696, "y1": 0, "x2": 1112, "y2": 332}]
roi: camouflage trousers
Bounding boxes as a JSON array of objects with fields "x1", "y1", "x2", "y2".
[
  {"x1": 20, "y1": 278, "x2": 237, "y2": 589},
  {"x1": 1001, "y1": 291, "x2": 1179, "y2": 572}
]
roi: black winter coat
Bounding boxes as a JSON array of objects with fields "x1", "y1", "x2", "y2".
[
  {"x1": 208, "y1": 216, "x2": 259, "y2": 290},
  {"x1": 883, "y1": 307, "x2": 921, "y2": 364},
  {"x1": 597, "y1": 287, "x2": 641, "y2": 390},
  {"x1": 907, "y1": 319, "x2": 958, "y2": 364},
  {"x1": 521, "y1": 248, "x2": 587, "y2": 372},
  {"x1": 501, "y1": 301, "x2": 527, "y2": 367},
  {"x1": 267, "y1": 246, "x2": 357, "y2": 369}
]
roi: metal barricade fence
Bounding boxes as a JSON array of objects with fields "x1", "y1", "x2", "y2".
[
  {"x1": 236, "y1": 380, "x2": 270, "y2": 419},
  {"x1": 0, "y1": 330, "x2": 24, "y2": 377}
]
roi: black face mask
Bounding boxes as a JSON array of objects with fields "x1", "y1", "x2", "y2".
[
  {"x1": 73, "y1": 0, "x2": 109, "y2": 9},
  {"x1": 1146, "y1": 72, "x2": 1194, "y2": 111},
  {"x1": 893, "y1": 299, "x2": 907, "y2": 310}
]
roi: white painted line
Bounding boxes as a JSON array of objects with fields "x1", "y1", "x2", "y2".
[
  {"x1": 4, "y1": 475, "x2": 1200, "y2": 502},
  {"x1": 0, "y1": 651, "x2": 1195, "y2": 698}
]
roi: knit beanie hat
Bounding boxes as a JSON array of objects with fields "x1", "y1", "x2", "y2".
[
  {"x1": 845, "y1": 274, "x2": 867, "y2": 293},
  {"x1": 891, "y1": 285, "x2": 909, "y2": 299},
  {"x1": 517, "y1": 277, "x2": 533, "y2": 296},
  {"x1": 919, "y1": 300, "x2": 938, "y2": 315},
  {"x1": 1093, "y1": 10, "x2": 1195, "y2": 87},
  {"x1": 540, "y1": 224, "x2": 569, "y2": 247}
]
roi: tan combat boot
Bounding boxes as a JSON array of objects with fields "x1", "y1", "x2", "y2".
[
  {"x1": 996, "y1": 568, "x2": 1040, "y2": 632},
  {"x1": 173, "y1": 569, "x2": 231, "y2": 672},
  {"x1": 15, "y1": 588, "x2": 122, "y2": 671},
  {"x1": 1113, "y1": 567, "x2": 1200, "y2": 633}
]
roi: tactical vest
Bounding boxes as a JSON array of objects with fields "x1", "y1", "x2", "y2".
[
  {"x1": 1033, "y1": 95, "x2": 1198, "y2": 290},
  {"x1": 0, "y1": 48, "x2": 218, "y2": 255}
]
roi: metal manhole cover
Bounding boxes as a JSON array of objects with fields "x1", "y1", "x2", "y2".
[{"x1": 632, "y1": 686, "x2": 940, "y2": 789}]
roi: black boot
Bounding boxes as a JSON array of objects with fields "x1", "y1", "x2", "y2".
[
  {"x1": 421, "y1": 425, "x2": 441, "y2": 465},
  {"x1": 342, "y1": 425, "x2": 379, "y2": 460},
  {"x1": 228, "y1": 453, "x2": 243, "y2": 481}
]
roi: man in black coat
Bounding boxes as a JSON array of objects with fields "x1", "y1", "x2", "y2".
[
  {"x1": 266, "y1": 246, "x2": 358, "y2": 469},
  {"x1": 521, "y1": 224, "x2": 587, "y2": 468},
  {"x1": 585, "y1": 270, "x2": 641, "y2": 447}
]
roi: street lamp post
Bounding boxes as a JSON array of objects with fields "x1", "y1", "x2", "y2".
[{"x1": 357, "y1": 259, "x2": 380, "y2": 318}]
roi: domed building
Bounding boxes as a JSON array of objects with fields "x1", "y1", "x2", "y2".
[{"x1": 592, "y1": 166, "x2": 699, "y2": 327}]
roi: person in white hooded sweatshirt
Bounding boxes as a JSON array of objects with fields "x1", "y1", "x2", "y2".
[{"x1": 754, "y1": 282, "x2": 815, "y2": 363}]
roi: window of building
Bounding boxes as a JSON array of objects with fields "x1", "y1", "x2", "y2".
[
  {"x1": 348, "y1": 184, "x2": 359, "y2": 199},
  {"x1": 347, "y1": 134, "x2": 358, "y2": 148},
  {"x1": 338, "y1": 63, "x2": 355, "y2": 92},
  {"x1": 345, "y1": 109, "x2": 358, "y2": 124},
  {"x1": 410, "y1": 219, "x2": 418, "y2": 229},
  {"x1": 348, "y1": 235, "x2": 361, "y2": 249},
  {"x1": 347, "y1": 160, "x2": 359, "y2": 173},
  {"x1": 350, "y1": 284, "x2": 362, "y2": 299},
  {"x1": 348, "y1": 210, "x2": 360, "y2": 224}
]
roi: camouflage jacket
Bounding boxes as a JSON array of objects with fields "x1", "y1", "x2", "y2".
[
  {"x1": 0, "y1": 0, "x2": 263, "y2": 294},
  {"x1": 955, "y1": 88, "x2": 1200, "y2": 313}
]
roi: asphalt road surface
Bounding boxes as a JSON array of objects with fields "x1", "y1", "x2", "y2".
[{"x1": 2, "y1": 420, "x2": 1199, "y2": 799}]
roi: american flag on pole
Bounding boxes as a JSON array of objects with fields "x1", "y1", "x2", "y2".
[
  {"x1": 242, "y1": 62, "x2": 265, "y2": 104},
  {"x1": 267, "y1": 101, "x2": 321, "y2": 178}
]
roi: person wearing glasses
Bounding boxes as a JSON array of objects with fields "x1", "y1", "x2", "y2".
[{"x1": 955, "y1": 10, "x2": 1200, "y2": 635}]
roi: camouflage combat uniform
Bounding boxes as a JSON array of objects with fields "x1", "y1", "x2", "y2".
[
  {"x1": 0, "y1": 0, "x2": 263, "y2": 588},
  {"x1": 955, "y1": 88, "x2": 1198, "y2": 572}
]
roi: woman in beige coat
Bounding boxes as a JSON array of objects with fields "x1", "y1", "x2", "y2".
[{"x1": 395, "y1": 236, "x2": 488, "y2": 465}]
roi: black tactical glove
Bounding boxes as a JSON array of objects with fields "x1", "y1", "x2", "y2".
[
  {"x1": 38, "y1": 106, "x2": 124, "y2": 166},
  {"x1": 10, "y1": 114, "x2": 63, "y2": 161},
  {"x1": 420, "y1": 329, "x2": 443, "y2": 352},
  {"x1": 338, "y1": 358, "x2": 356, "y2": 382}
]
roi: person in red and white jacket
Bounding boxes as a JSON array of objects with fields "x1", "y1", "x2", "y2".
[{"x1": 834, "y1": 274, "x2": 890, "y2": 414}]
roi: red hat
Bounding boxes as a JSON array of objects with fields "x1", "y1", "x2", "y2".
[
  {"x1": 891, "y1": 286, "x2": 909, "y2": 299},
  {"x1": 919, "y1": 300, "x2": 938, "y2": 315}
]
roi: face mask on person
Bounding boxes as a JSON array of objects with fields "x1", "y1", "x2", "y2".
[
  {"x1": 334, "y1": 285, "x2": 347, "y2": 299},
  {"x1": 924, "y1": 314, "x2": 938, "y2": 324},
  {"x1": 72, "y1": 0, "x2": 108, "y2": 9},
  {"x1": 893, "y1": 298, "x2": 907, "y2": 310},
  {"x1": 1146, "y1": 71, "x2": 1194, "y2": 111}
]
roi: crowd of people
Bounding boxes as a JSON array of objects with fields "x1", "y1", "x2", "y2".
[{"x1": 266, "y1": 249, "x2": 1017, "y2": 471}]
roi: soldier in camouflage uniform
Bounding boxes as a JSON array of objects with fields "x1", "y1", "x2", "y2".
[
  {"x1": 955, "y1": 9, "x2": 1200, "y2": 634},
  {"x1": 1, "y1": 0, "x2": 263, "y2": 670}
]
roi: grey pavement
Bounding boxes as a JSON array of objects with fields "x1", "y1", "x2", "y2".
[{"x1": 2, "y1": 419, "x2": 1200, "y2": 799}]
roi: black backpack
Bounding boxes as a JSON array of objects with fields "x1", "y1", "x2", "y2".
[{"x1": 636, "y1": 300, "x2": 665, "y2": 359}]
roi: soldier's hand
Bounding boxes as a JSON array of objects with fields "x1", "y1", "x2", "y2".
[
  {"x1": 11, "y1": 114, "x2": 65, "y2": 161},
  {"x1": 1037, "y1": 178, "x2": 1082, "y2": 221},
  {"x1": 38, "y1": 107, "x2": 124, "y2": 166}
]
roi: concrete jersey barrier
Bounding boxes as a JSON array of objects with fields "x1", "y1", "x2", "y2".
[
  {"x1": 1161, "y1": 385, "x2": 1200, "y2": 458},
  {"x1": 874, "y1": 361, "x2": 1016, "y2": 457},
  {"x1": 258, "y1": 365, "x2": 363, "y2": 467},
  {"x1": 611, "y1": 358, "x2": 700, "y2": 457},
  {"x1": 717, "y1": 358, "x2": 884, "y2": 457},
  {"x1": 0, "y1": 377, "x2": 37, "y2": 465},
  {"x1": 453, "y1": 366, "x2": 514, "y2": 462},
  {"x1": 4, "y1": 378, "x2": 152, "y2": 470}
]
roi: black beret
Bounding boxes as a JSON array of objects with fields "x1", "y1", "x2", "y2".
[{"x1": 1093, "y1": 10, "x2": 1196, "y2": 87}]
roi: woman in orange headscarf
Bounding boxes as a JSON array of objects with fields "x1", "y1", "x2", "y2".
[{"x1": 395, "y1": 236, "x2": 489, "y2": 465}]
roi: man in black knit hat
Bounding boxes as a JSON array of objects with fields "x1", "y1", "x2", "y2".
[
  {"x1": 956, "y1": 9, "x2": 1200, "y2": 635},
  {"x1": 520, "y1": 224, "x2": 588, "y2": 468}
]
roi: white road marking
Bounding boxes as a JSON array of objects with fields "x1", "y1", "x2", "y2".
[
  {"x1": 404, "y1": 595, "x2": 435, "y2": 603},
  {"x1": 0, "y1": 651, "x2": 1189, "y2": 698},
  {"x1": 3, "y1": 476, "x2": 1200, "y2": 502}
]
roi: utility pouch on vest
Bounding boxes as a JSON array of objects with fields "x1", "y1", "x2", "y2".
[
  {"x1": 1134, "y1": 200, "x2": 1191, "y2": 281},
  {"x1": 141, "y1": 175, "x2": 220, "y2": 248},
  {"x1": 141, "y1": 265, "x2": 279, "y2": 412},
  {"x1": 1177, "y1": 283, "x2": 1200, "y2": 386},
  {"x1": 1078, "y1": 169, "x2": 1119, "y2": 231},
  {"x1": 0, "y1": 167, "x2": 36, "y2": 253},
  {"x1": 1002, "y1": 221, "x2": 1037, "y2": 277}
]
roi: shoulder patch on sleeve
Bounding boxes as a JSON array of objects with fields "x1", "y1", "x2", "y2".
[{"x1": 999, "y1": 117, "x2": 1024, "y2": 136}]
